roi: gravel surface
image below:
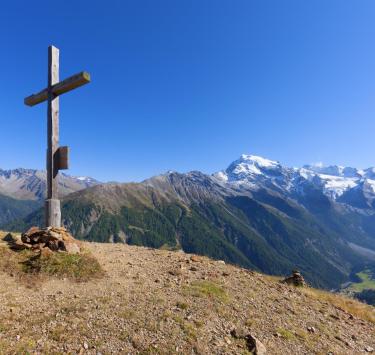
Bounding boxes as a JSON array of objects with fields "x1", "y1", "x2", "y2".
[{"x1": 0, "y1": 240, "x2": 374, "y2": 354}]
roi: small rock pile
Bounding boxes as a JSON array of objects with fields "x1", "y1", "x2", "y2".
[
  {"x1": 231, "y1": 328, "x2": 267, "y2": 354},
  {"x1": 282, "y1": 270, "x2": 307, "y2": 287},
  {"x1": 4, "y1": 227, "x2": 81, "y2": 254}
]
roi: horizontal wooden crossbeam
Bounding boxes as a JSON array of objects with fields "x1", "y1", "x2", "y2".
[{"x1": 24, "y1": 71, "x2": 91, "y2": 106}]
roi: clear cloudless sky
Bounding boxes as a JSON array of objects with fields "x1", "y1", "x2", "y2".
[{"x1": 1, "y1": 0, "x2": 375, "y2": 182}]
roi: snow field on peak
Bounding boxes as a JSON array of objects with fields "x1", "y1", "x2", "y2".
[
  {"x1": 240, "y1": 154, "x2": 280, "y2": 168},
  {"x1": 215, "y1": 154, "x2": 375, "y2": 201}
]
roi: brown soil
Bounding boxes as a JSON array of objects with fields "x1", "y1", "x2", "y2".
[{"x1": 0, "y1": 235, "x2": 374, "y2": 354}]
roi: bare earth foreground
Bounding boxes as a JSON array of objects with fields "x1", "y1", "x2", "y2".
[{"x1": 0, "y1": 235, "x2": 374, "y2": 354}]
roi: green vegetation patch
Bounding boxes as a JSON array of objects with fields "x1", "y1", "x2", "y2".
[
  {"x1": 185, "y1": 280, "x2": 229, "y2": 303},
  {"x1": 0, "y1": 240, "x2": 103, "y2": 283},
  {"x1": 23, "y1": 252, "x2": 104, "y2": 282},
  {"x1": 349, "y1": 269, "x2": 375, "y2": 292},
  {"x1": 276, "y1": 328, "x2": 295, "y2": 340}
]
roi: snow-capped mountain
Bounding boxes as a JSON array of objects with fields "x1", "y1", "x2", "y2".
[
  {"x1": 3, "y1": 154, "x2": 375, "y2": 290},
  {"x1": 214, "y1": 154, "x2": 293, "y2": 190},
  {"x1": 0, "y1": 168, "x2": 100, "y2": 200},
  {"x1": 214, "y1": 154, "x2": 375, "y2": 208}
]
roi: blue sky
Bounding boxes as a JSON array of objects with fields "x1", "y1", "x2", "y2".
[{"x1": 1, "y1": 1, "x2": 375, "y2": 182}]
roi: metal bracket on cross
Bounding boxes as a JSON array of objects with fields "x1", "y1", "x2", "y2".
[{"x1": 55, "y1": 146, "x2": 69, "y2": 171}]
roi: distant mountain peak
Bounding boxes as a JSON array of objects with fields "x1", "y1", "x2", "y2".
[
  {"x1": 239, "y1": 154, "x2": 280, "y2": 168},
  {"x1": 213, "y1": 154, "x2": 286, "y2": 191},
  {"x1": 239, "y1": 154, "x2": 280, "y2": 167},
  {"x1": 0, "y1": 168, "x2": 99, "y2": 201},
  {"x1": 4, "y1": 152, "x2": 375, "y2": 294},
  {"x1": 214, "y1": 153, "x2": 375, "y2": 203}
]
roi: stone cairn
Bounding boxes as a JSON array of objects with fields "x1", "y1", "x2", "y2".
[
  {"x1": 4, "y1": 227, "x2": 81, "y2": 255},
  {"x1": 281, "y1": 270, "x2": 307, "y2": 287}
]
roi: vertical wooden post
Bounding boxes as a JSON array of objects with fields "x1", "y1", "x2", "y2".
[
  {"x1": 25, "y1": 46, "x2": 90, "y2": 229},
  {"x1": 45, "y1": 45, "x2": 61, "y2": 227}
]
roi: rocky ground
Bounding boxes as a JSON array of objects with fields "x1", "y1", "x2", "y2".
[{"x1": 0, "y1": 232, "x2": 374, "y2": 354}]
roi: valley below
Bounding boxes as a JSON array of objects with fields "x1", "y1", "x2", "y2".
[
  {"x1": 340, "y1": 265, "x2": 375, "y2": 306},
  {"x1": 2, "y1": 155, "x2": 375, "y2": 303}
]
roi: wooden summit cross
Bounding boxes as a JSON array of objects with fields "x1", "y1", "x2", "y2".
[{"x1": 24, "y1": 45, "x2": 91, "y2": 228}]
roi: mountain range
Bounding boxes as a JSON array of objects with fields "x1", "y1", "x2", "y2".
[
  {"x1": 215, "y1": 155, "x2": 375, "y2": 208},
  {"x1": 0, "y1": 168, "x2": 99, "y2": 225},
  {"x1": 0, "y1": 168, "x2": 99, "y2": 200},
  {"x1": 2, "y1": 155, "x2": 375, "y2": 290}
]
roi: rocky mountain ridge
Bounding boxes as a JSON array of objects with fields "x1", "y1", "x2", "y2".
[
  {"x1": 3, "y1": 155, "x2": 375, "y2": 290},
  {"x1": 214, "y1": 154, "x2": 375, "y2": 205},
  {"x1": 0, "y1": 168, "x2": 99, "y2": 200}
]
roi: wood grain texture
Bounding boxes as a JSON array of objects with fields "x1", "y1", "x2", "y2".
[
  {"x1": 45, "y1": 199, "x2": 61, "y2": 228},
  {"x1": 24, "y1": 71, "x2": 91, "y2": 106},
  {"x1": 46, "y1": 45, "x2": 60, "y2": 226}
]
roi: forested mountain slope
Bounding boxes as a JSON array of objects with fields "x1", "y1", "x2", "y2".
[{"x1": 5, "y1": 168, "x2": 374, "y2": 290}]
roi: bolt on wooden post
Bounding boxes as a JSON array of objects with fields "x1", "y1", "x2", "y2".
[{"x1": 24, "y1": 45, "x2": 91, "y2": 227}]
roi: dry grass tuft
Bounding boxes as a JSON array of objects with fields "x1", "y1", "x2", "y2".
[
  {"x1": 301, "y1": 287, "x2": 375, "y2": 324},
  {"x1": 263, "y1": 275, "x2": 283, "y2": 282},
  {"x1": 0, "y1": 236, "x2": 104, "y2": 283},
  {"x1": 276, "y1": 327, "x2": 295, "y2": 340},
  {"x1": 23, "y1": 251, "x2": 105, "y2": 282},
  {"x1": 185, "y1": 281, "x2": 229, "y2": 303},
  {"x1": 0, "y1": 242, "x2": 27, "y2": 273}
]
